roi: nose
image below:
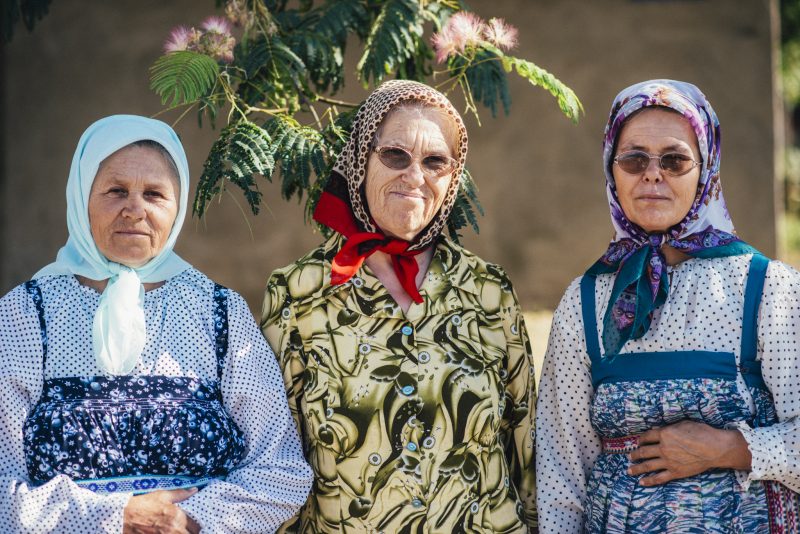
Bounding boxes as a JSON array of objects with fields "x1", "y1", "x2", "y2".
[
  {"x1": 642, "y1": 157, "x2": 664, "y2": 183},
  {"x1": 401, "y1": 160, "x2": 426, "y2": 187},
  {"x1": 122, "y1": 194, "x2": 146, "y2": 219}
]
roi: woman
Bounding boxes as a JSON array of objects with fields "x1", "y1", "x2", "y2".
[
  {"x1": 0, "y1": 115, "x2": 312, "y2": 533},
  {"x1": 261, "y1": 80, "x2": 537, "y2": 533},
  {"x1": 536, "y1": 79, "x2": 800, "y2": 533}
]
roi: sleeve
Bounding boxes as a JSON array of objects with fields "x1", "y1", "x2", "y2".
[
  {"x1": 179, "y1": 290, "x2": 313, "y2": 533},
  {"x1": 259, "y1": 272, "x2": 309, "y2": 534},
  {"x1": 732, "y1": 261, "x2": 800, "y2": 492},
  {"x1": 0, "y1": 284, "x2": 130, "y2": 533},
  {"x1": 535, "y1": 279, "x2": 601, "y2": 533},
  {"x1": 493, "y1": 269, "x2": 538, "y2": 529}
]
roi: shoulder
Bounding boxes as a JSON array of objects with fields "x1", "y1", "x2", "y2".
[
  {"x1": 166, "y1": 268, "x2": 250, "y2": 311},
  {"x1": 267, "y1": 239, "x2": 332, "y2": 302}
]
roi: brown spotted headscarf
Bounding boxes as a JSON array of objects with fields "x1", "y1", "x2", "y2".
[{"x1": 313, "y1": 80, "x2": 468, "y2": 302}]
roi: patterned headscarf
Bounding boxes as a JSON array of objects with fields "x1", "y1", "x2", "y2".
[
  {"x1": 314, "y1": 80, "x2": 468, "y2": 302},
  {"x1": 588, "y1": 79, "x2": 757, "y2": 356}
]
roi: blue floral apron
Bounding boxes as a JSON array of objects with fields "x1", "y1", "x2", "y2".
[
  {"x1": 21, "y1": 280, "x2": 246, "y2": 495},
  {"x1": 581, "y1": 255, "x2": 799, "y2": 533}
]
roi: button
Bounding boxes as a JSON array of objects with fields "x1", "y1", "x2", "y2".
[
  {"x1": 369, "y1": 453, "x2": 382, "y2": 465},
  {"x1": 359, "y1": 343, "x2": 371, "y2": 355},
  {"x1": 470, "y1": 501, "x2": 479, "y2": 513},
  {"x1": 418, "y1": 351, "x2": 430, "y2": 363},
  {"x1": 401, "y1": 385, "x2": 415, "y2": 396},
  {"x1": 406, "y1": 442, "x2": 418, "y2": 452},
  {"x1": 422, "y1": 436, "x2": 435, "y2": 449},
  {"x1": 411, "y1": 498, "x2": 423, "y2": 508},
  {"x1": 352, "y1": 276, "x2": 364, "y2": 288},
  {"x1": 450, "y1": 315, "x2": 462, "y2": 326},
  {"x1": 401, "y1": 325, "x2": 413, "y2": 336}
]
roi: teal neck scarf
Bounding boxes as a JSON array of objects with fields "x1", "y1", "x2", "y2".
[{"x1": 34, "y1": 115, "x2": 192, "y2": 375}]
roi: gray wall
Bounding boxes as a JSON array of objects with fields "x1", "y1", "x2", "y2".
[{"x1": 1, "y1": 0, "x2": 780, "y2": 312}]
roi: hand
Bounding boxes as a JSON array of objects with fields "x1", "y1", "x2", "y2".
[
  {"x1": 627, "y1": 420, "x2": 752, "y2": 487},
  {"x1": 123, "y1": 488, "x2": 201, "y2": 534}
]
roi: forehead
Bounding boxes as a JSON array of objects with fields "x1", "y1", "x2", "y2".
[
  {"x1": 617, "y1": 108, "x2": 698, "y2": 148},
  {"x1": 96, "y1": 145, "x2": 178, "y2": 184},
  {"x1": 377, "y1": 106, "x2": 458, "y2": 149}
]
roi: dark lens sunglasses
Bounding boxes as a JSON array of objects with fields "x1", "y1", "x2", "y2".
[
  {"x1": 613, "y1": 150, "x2": 702, "y2": 176},
  {"x1": 373, "y1": 146, "x2": 456, "y2": 178}
]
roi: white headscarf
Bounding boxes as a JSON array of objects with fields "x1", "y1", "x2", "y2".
[{"x1": 34, "y1": 115, "x2": 192, "y2": 375}]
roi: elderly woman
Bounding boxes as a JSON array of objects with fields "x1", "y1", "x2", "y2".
[
  {"x1": 536, "y1": 79, "x2": 800, "y2": 532},
  {"x1": 0, "y1": 115, "x2": 312, "y2": 533},
  {"x1": 261, "y1": 80, "x2": 537, "y2": 532}
]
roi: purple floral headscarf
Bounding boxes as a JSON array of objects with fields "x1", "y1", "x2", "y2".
[{"x1": 589, "y1": 79, "x2": 756, "y2": 356}]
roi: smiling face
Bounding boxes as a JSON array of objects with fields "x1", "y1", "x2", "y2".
[
  {"x1": 613, "y1": 108, "x2": 702, "y2": 233},
  {"x1": 88, "y1": 144, "x2": 180, "y2": 267},
  {"x1": 364, "y1": 106, "x2": 457, "y2": 241}
]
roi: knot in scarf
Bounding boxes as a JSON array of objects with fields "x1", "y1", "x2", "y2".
[{"x1": 314, "y1": 187, "x2": 425, "y2": 303}]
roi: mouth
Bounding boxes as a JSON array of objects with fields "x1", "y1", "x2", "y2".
[
  {"x1": 390, "y1": 191, "x2": 426, "y2": 200},
  {"x1": 114, "y1": 230, "x2": 150, "y2": 237},
  {"x1": 636, "y1": 195, "x2": 671, "y2": 201}
]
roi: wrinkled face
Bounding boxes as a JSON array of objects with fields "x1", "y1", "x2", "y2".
[
  {"x1": 365, "y1": 106, "x2": 457, "y2": 241},
  {"x1": 88, "y1": 145, "x2": 180, "y2": 267},
  {"x1": 613, "y1": 108, "x2": 702, "y2": 233}
]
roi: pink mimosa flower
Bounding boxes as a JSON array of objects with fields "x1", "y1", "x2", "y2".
[
  {"x1": 447, "y1": 12, "x2": 486, "y2": 50},
  {"x1": 201, "y1": 16, "x2": 233, "y2": 35},
  {"x1": 483, "y1": 18, "x2": 518, "y2": 51},
  {"x1": 431, "y1": 27, "x2": 458, "y2": 64},
  {"x1": 163, "y1": 25, "x2": 194, "y2": 53}
]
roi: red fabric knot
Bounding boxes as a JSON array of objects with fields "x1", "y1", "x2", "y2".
[{"x1": 313, "y1": 190, "x2": 425, "y2": 303}]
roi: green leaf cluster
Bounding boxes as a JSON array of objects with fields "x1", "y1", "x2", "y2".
[
  {"x1": 3, "y1": 0, "x2": 51, "y2": 43},
  {"x1": 149, "y1": 1, "x2": 583, "y2": 241}
]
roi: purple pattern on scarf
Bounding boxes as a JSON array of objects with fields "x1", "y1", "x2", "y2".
[{"x1": 596, "y1": 80, "x2": 746, "y2": 350}]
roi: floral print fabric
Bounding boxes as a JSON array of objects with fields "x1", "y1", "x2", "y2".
[
  {"x1": 22, "y1": 280, "x2": 246, "y2": 489},
  {"x1": 261, "y1": 235, "x2": 537, "y2": 533}
]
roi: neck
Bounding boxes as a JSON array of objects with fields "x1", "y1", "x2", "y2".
[
  {"x1": 75, "y1": 275, "x2": 164, "y2": 293},
  {"x1": 365, "y1": 246, "x2": 435, "y2": 313},
  {"x1": 661, "y1": 244, "x2": 691, "y2": 266}
]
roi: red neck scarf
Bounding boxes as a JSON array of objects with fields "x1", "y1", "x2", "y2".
[{"x1": 313, "y1": 189, "x2": 425, "y2": 303}]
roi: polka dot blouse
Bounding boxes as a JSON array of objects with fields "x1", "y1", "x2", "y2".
[
  {"x1": 535, "y1": 255, "x2": 800, "y2": 532},
  {"x1": 0, "y1": 269, "x2": 313, "y2": 533}
]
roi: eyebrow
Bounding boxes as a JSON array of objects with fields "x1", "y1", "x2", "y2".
[{"x1": 619, "y1": 142, "x2": 692, "y2": 153}]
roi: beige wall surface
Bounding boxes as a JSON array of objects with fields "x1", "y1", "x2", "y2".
[{"x1": 1, "y1": 0, "x2": 778, "y2": 314}]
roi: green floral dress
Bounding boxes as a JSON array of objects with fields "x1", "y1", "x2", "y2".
[{"x1": 261, "y1": 235, "x2": 537, "y2": 533}]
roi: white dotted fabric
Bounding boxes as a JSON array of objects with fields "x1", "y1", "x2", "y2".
[
  {"x1": 535, "y1": 254, "x2": 800, "y2": 532},
  {"x1": 0, "y1": 270, "x2": 312, "y2": 533}
]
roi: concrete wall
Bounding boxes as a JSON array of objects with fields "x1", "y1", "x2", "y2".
[{"x1": 1, "y1": 0, "x2": 779, "y2": 313}]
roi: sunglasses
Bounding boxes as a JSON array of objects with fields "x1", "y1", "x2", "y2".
[
  {"x1": 372, "y1": 146, "x2": 457, "y2": 178},
  {"x1": 613, "y1": 150, "x2": 702, "y2": 176}
]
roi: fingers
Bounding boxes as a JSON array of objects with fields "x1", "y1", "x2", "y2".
[
  {"x1": 639, "y1": 470, "x2": 677, "y2": 487},
  {"x1": 628, "y1": 444, "x2": 660, "y2": 462},
  {"x1": 637, "y1": 427, "x2": 661, "y2": 445},
  {"x1": 627, "y1": 458, "x2": 666, "y2": 476},
  {"x1": 162, "y1": 487, "x2": 200, "y2": 503}
]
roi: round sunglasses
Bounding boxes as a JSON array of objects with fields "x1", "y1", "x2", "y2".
[
  {"x1": 372, "y1": 146, "x2": 457, "y2": 178},
  {"x1": 613, "y1": 150, "x2": 702, "y2": 176}
]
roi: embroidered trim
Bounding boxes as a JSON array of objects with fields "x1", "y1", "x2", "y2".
[
  {"x1": 601, "y1": 435, "x2": 640, "y2": 454},
  {"x1": 74, "y1": 475, "x2": 216, "y2": 495}
]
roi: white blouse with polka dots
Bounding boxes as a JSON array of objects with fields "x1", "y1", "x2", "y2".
[
  {"x1": 536, "y1": 254, "x2": 800, "y2": 532},
  {"x1": 0, "y1": 270, "x2": 313, "y2": 533}
]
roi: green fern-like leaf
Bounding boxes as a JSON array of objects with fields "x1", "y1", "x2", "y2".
[
  {"x1": 446, "y1": 169, "x2": 483, "y2": 241},
  {"x1": 236, "y1": 36, "x2": 308, "y2": 112},
  {"x1": 265, "y1": 116, "x2": 330, "y2": 203},
  {"x1": 150, "y1": 51, "x2": 220, "y2": 107},
  {"x1": 357, "y1": 0, "x2": 424, "y2": 86},
  {"x1": 458, "y1": 49, "x2": 512, "y2": 117},
  {"x1": 315, "y1": 0, "x2": 370, "y2": 45},
  {"x1": 193, "y1": 121, "x2": 275, "y2": 217},
  {"x1": 501, "y1": 54, "x2": 583, "y2": 123}
]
